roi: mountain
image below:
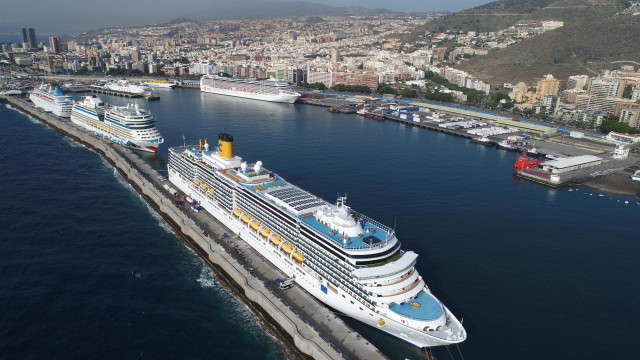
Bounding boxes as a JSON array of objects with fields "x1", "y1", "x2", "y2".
[
  {"x1": 404, "y1": 0, "x2": 634, "y2": 84},
  {"x1": 457, "y1": 13, "x2": 640, "y2": 84}
]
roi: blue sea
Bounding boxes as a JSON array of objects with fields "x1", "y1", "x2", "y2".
[{"x1": 1, "y1": 90, "x2": 639, "y2": 360}]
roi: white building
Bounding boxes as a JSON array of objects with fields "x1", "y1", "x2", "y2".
[{"x1": 541, "y1": 155, "x2": 603, "y2": 174}]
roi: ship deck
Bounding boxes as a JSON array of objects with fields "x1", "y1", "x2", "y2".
[
  {"x1": 389, "y1": 291, "x2": 443, "y2": 321},
  {"x1": 301, "y1": 215, "x2": 390, "y2": 250}
]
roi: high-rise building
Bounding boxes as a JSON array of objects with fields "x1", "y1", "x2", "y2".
[
  {"x1": 2, "y1": 44, "x2": 11, "y2": 53},
  {"x1": 331, "y1": 48, "x2": 340, "y2": 64},
  {"x1": 567, "y1": 75, "x2": 590, "y2": 90},
  {"x1": 536, "y1": 74, "x2": 560, "y2": 97},
  {"x1": 131, "y1": 50, "x2": 141, "y2": 62},
  {"x1": 587, "y1": 78, "x2": 624, "y2": 99},
  {"x1": 20, "y1": 27, "x2": 37, "y2": 49},
  {"x1": 49, "y1": 36, "x2": 62, "y2": 53}
]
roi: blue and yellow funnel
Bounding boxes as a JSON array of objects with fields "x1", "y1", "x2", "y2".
[{"x1": 218, "y1": 133, "x2": 234, "y2": 158}]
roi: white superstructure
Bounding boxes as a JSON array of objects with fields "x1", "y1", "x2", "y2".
[
  {"x1": 70, "y1": 95, "x2": 164, "y2": 152},
  {"x1": 168, "y1": 134, "x2": 466, "y2": 348},
  {"x1": 103, "y1": 80, "x2": 147, "y2": 94},
  {"x1": 29, "y1": 85, "x2": 74, "y2": 117},
  {"x1": 143, "y1": 80, "x2": 176, "y2": 89},
  {"x1": 200, "y1": 73, "x2": 300, "y2": 103}
]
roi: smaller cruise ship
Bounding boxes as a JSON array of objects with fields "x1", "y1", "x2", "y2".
[
  {"x1": 470, "y1": 136, "x2": 493, "y2": 146},
  {"x1": 70, "y1": 95, "x2": 164, "y2": 152},
  {"x1": 103, "y1": 80, "x2": 147, "y2": 94},
  {"x1": 29, "y1": 84, "x2": 74, "y2": 117},
  {"x1": 200, "y1": 72, "x2": 300, "y2": 103},
  {"x1": 143, "y1": 80, "x2": 176, "y2": 89}
]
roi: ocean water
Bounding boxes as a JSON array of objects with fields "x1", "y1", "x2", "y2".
[{"x1": 2, "y1": 90, "x2": 639, "y2": 360}]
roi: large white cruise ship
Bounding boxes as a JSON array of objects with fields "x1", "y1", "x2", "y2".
[
  {"x1": 29, "y1": 85, "x2": 74, "y2": 117},
  {"x1": 168, "y1": 134, "x2": 466, "y2": 348},
  {"x1": 70, "y1": 95, "x2": 164, "y2": 152},
  {"x1": 103, "y1": 80, "x2": 147, "y2": 94},
  {"x1": 200, "y1": 73, "x2": 300, "y2": 103}
]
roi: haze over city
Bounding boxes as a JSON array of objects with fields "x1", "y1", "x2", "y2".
[{"x1": 0, "y1": 0, "x2": 491, "y2": 34}]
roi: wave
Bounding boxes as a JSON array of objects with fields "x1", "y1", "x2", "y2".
[{"x1": 197, "y1": 266, "x2": 217, "y2": 288}]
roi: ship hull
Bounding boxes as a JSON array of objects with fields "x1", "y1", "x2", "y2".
[
  {"x1": 168, "y1": 170, "x2": 464, "y2": 348},
  {"x1": 70, "y1": 109, "x2": 160, "y2": 153},
  {"x1": 201, "y1": 86, "x2": 299, "y2": 104},
  {"x1": 29, "y1": 93, "x2": 72, "y2": 118}
]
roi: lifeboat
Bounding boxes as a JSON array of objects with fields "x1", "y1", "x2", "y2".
[
  {"x1": 250, "y1": 220, "x2": 261, "y2": 230},
  {"x1": 293, "y1": 252, "x2": 304, "y2": 262},
  {"x1": 208, "y1": 188, "x2": 215, "y2": 195},
  {"x1": 270, "y1": 234, "x2": 282, "y2": 245},
  {"x1": 260, "y1": 227, "x2": 271, "y2": 237},
  {"x1": 194, "y1": 178, "x2": 202, "y2": 184},
  {"x1": 233, "y1": 208, "x2": 243, "y2": 217},
  {"x1": 201, "y1": 183, "x2": 209, "y2": 189},
  {"x1": 281, "y1": 242, "x2": 294, "y2": 253},
  {"x1": 377, "y1": 319, "x2": 385, "y2": 327},
  {"x1": 241, "y1": 214, "x2": 251, "y2": 223}
]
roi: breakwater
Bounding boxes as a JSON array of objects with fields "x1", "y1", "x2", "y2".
[{"x1": 0, "y1": 96, "x2": 387, "y2": 360}]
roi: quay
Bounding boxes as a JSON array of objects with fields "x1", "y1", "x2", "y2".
[{"x1": 0, "y1": 96, "x2": 387, "y2": 360}]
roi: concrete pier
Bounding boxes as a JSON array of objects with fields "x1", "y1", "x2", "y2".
[{"x1": 0, "y1": 96, "x2": 387, "y2": 360}]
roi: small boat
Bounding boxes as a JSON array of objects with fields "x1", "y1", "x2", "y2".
[
  {"x1": 328, "y1": 106, "x2": 340, "y2": 113},
  {"x1": 470, "y1": 136, "x2": 494, "y2": 146},
  {"x1": 528, "y1": 146, "x2": 540, "y2": 156},
  {"x1": 497, "y1": 140, "x2": 517, "y2": 151}
]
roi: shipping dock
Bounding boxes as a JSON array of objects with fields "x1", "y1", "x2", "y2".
[{"x1": 0, "y1": 95, "x2": 387, "y2": 360}]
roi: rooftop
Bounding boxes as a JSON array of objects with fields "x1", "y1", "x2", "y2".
[
  {"x1": 542, "y1": 155, "x2": 602, "y2": 169},
  {"x1": 301, "y1": 213, "x2": 392, "y2": 250}
]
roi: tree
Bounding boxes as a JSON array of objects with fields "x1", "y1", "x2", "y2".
[
  {"x1": 399, "y1": 89, "x2": 418, "y2": 98},
  {"x1": 377, "y1": 86, "x2": 395, "y2": 95},
  {"x1": 622, "y1": 85, "x2": 634, "y2": 99}
]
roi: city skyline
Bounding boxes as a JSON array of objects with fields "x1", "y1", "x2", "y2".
[{"x1": 0, "y1": 0, "x2": 492, "y2": 35}]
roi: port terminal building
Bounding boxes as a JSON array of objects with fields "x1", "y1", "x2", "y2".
[
  {"x1": 411, "y1": 102, "x2": 557, "y2": 135},
  {"x1": 540, "y1": 155, "x2": 603, "y2": 174}
]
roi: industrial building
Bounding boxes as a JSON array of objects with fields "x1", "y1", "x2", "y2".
[{"x1": 541, "y1": 155, "x2": 602, "y2": 174}]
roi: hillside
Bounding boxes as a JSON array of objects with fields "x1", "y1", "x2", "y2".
[{"x1": 457, "y1": 14, "x2": 640, "y2": 84}]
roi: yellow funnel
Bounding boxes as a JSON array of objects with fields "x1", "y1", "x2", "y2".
[{"x1": 218, "y1": 133, "x2": 234, "y2": 158}]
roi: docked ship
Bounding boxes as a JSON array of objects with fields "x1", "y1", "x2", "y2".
[
  {"x1": 70, "y1": 95, "x2": 164, "y2": 152},
  {"x1": 103, "y1": 80, "x2": 147, "y2": 94},
  {"x1": 497, "y1": 140, "x2": 517, "y2": 151},
  {"x1": 200, "y1": 72, "x2": 300, "y2": 103},
  {"x1": 143, "y1": 80, "x2": 176, "y2": 89},
  {"x1": 470, "y1": 136, "x2": 493, "y2": 146},
  {"x1": 29, "y1": 84, "x2": 74, "y2": 117},
  {"x1": 167, "y1": 133, "x2": 466, "y2": 348}
]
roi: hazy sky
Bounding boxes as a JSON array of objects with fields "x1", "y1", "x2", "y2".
[{"x1": 0, "y1": 0, "x2": 492, "y2": 35}]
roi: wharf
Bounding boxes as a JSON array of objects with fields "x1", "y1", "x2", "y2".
[
  {"x1": 0, "y1": 95, "x2": 387, "y2": 360},
  {"x1": 90, "y1": 87, "x2": 159, "y2": 101}
]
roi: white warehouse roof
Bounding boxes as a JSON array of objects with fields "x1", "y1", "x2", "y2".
[{"x1": 542, "y1": 155, "x2": 602, "y2": 169}]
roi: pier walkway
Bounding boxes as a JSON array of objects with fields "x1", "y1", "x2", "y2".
[{"x1": 1, "y1": 96, "x2": 387, "y2": 360}]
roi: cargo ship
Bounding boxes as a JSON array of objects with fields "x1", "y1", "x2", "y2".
[
  {"x1": 200, "y1": 72, "x2": 300, "y2": 103},
  {"x1": 168, "y1": 133, "x2": 466, "y2": 348}
]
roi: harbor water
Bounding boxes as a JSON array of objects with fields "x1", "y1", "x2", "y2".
[{"x1": 2, "y1": 89, "x2": 639, "y2": 360}]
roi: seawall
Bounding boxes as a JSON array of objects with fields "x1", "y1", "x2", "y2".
[{"x1": 1, "y1": 96, "x2": 387, "y2": 360}]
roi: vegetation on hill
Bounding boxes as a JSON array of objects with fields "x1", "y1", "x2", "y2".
[{"x1": 457, "y1": 14, "x2": 640, "y2": 83}]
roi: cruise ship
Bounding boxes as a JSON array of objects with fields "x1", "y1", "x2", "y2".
[
  {"x1": 200, "y1": 72, "x2": 300, "y2": 103},
  {"x1": 70, "y1": 95, "x2": 164, "y2": 152},
  {"x1": 103, "y1": 80, "x2": 147, "y2": 94},
  {"x1": 168, "y1": 134, "x2": 466, "y2": 348},
  {"x1": 29, "y1": 84, "x2": 74, "y2": 117},
  {"x1": 143, "y1": 80, "x2": 176, "y2": 89}
]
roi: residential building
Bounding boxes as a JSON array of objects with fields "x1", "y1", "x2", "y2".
[
  {"x1": 536, "y1": 74, "x2": 560, "y2": 97},
  {"x1": 49, "y1": 36, "x2": 61, "y2": 53}
]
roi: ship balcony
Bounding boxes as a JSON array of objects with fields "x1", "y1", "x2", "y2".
[
  {"x1": 375, "y1": 277, "x2": 424, "y2": 304},
  {"x1": 363, "y1": 269, "x2": 419, "y2": 296}
]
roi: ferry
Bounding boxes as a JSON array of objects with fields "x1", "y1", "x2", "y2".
[
  {"x1": 200, "y1": 72, "x2": 300, "y2": 104},
  {"x1": 70, "y1": 95, "x2": 164, "y2": 152},
  {"x1": 143, "y1": 80, "x2": 176, "y2": 89},
  {"x1": 29, "y1": 84, "x2": 74, "y2": 117},
  {"x1": 103, "y1": 80, "x2": 147, "y2": 94},
  {"x1": 167, "y1": 134, "x2": 466, "y2": 348}
]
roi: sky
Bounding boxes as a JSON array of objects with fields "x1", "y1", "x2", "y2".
[{"x1": 0, "y1": 0, "x2": 492, "y2": 35}]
